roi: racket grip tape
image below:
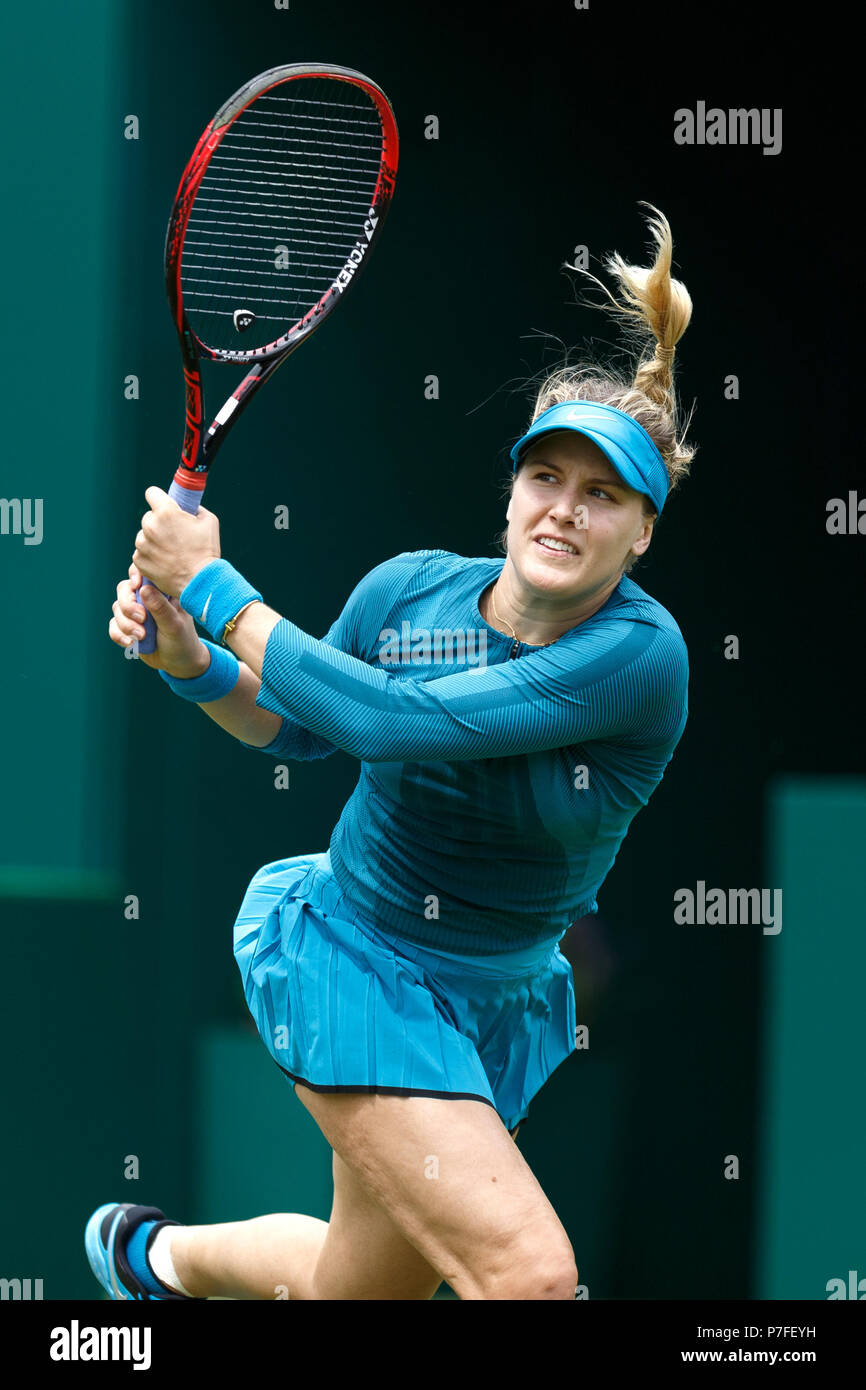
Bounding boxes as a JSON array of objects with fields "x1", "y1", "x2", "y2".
[{"x1": 134, "y1": 475, "x2": 203, "y2": 656}]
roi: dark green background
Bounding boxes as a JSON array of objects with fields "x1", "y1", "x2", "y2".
[{"x1": 1, "y1": 1, "x2": 862, "y2": 1300}]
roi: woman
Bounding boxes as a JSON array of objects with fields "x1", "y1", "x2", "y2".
[{"x1": 86, "y1": 204, "x2": 694, "y2": 1301}]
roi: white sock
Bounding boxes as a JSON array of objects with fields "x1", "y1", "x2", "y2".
[{"x1": 148, "y1": 1225, "x2": 196, "y2": 1298}]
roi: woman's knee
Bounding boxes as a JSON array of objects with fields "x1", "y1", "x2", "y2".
[
  {"x1": 496, "y1": 1259, "x2": 579, "y2": 1301},
  {"x1": 451, "y1": 1218, "x2": 578, "y2": 1301}
]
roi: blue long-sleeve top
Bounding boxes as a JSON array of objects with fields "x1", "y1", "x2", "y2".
[{"x1": 235, "y1": 549, "x2": 688, "y2": 954}]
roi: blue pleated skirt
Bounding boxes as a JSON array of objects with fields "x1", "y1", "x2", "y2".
[{"x1": 231, "y1": 850, "x2": 577, "y2": 1134}]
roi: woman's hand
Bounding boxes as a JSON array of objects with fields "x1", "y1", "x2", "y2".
[
  {"x1": 131, "y1": 486, "x2": 222, "y2": 597},
  {"x1": 110, "y1": 560, "x2": 211, "y2": 676}
]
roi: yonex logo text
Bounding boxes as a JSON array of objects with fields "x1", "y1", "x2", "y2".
[{"x1": 334, "y1": 209, "x2": 378, "y2": 293}]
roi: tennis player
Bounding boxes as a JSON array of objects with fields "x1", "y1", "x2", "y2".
[{"x1": 86, "y1": 205, "x2": 693, "y2": 1301}]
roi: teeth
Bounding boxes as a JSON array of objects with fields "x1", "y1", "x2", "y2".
[{"x1": 537, "y1": 537, "x2": 577, "y2": 554}]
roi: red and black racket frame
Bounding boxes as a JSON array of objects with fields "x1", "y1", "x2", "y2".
[{"x1": 134, "y1": 63, "x2": 398, "y2": 652}]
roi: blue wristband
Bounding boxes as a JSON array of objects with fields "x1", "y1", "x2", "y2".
[
  {"x1": 159, "y1": 641, "x2": 240, "y2": 703},
  {"x1": 180, "y1": 559, "x2": 263, "y2": 644}
]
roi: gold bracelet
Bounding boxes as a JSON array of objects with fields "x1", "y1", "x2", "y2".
[{"x1": 221, "y1": 599, "x2": 262, "y2": 646}]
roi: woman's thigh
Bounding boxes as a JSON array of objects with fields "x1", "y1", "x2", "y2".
[
  {"x1": 310, "y1": 1118, "x2": 524, "y2": 1299},
  {"x1": 311, "y1": 1147, "x2": 445, "y2": 1299},
  {"x1": 296, "y1": 1085, "x2": 575, "y2": 1301}
]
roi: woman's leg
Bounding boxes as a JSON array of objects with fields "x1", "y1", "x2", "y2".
[
  {"x1": 306, "y1": 1148, "x2": 445, "y2": 1299},
  {"x1": 297, "y1": 1091, "x2": 572, "y2": 1301},
  {"x1": 166, "y1": 1149, "x2": 442, "y2": 1301},
  {"x1": 168, "y1": 1212, "x2": 328, "y2": 1300},
  {"x1": 167, "y1": 1093, "x2": 563, "y2": 1301},
  {"x1": 306, "y1": 1119, "x2": 519, "y2": 1299}
]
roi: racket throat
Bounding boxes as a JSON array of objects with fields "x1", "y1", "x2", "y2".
[{"x1": 203, "y1": 362, "x2": 266, "y2": 456}]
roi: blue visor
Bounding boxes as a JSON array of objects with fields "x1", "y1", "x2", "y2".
[{"x1": 510, "y1": 400, "x2": 669, "y2": 515}]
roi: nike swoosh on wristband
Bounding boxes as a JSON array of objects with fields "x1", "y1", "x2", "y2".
[{"x1": 200, "y1": 594, "x2": 212, "y2": 624}]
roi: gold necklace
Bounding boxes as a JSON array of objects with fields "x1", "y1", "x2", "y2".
[{"x1": 490, "y1": 584, "x2": 558, "y2": 648}]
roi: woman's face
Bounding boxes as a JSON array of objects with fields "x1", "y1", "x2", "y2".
[{"x1": 506, "y1": 430, "x2": 655, "y2": 602}]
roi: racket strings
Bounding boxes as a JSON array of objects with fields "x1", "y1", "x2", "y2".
[
  {"x1": 184, "y1": 219, "x2": 364, "y2": 253},
  {"x1": 229, "y1": 117, "x2": 383, "y2": 147},
  {"x1": 181, "y1": 79, "x2": 387, "y2": 350},
  {"x1": 207, "y1": 149, "x2": 380, "y2": 188},
  {"x1": 192, "y1": 184, "x2": 372, "y2": 219},
  {"x1": 183, "y1": 247, "x2": 354, "y2": 275}
]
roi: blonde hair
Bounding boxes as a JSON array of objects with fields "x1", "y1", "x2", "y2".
[{"x1": 500, "y1": 202, "x2": 696, "y2": 577}]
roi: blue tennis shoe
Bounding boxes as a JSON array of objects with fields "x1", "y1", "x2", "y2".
[{"x1": 84, "y1": 1202, "x2": 196, "y2": 1301}]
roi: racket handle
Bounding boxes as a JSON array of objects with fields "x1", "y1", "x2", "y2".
[{"x1": 134, "y1": 476, "x2": 204, "y2": 655}]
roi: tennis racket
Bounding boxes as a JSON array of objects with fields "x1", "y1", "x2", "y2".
[{"x1": 135, "y1": 61, "x2": 399, "y2": 653}]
